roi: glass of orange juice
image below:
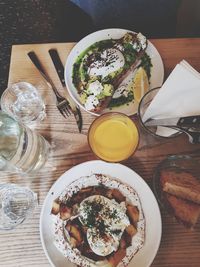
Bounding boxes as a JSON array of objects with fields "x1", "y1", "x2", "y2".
[{"x1": 88, "y1": 112, "x2": 139, "y2": 162}]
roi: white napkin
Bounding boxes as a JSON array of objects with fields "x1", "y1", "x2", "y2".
[{"x1": 142, "y1": 60, "x2": 200, "y2": 136}]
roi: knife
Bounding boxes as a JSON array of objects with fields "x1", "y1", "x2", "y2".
[
  {"x1": 48, "y1": 49, "x2": 82, "y2": 133},
  {"x1": 145, "y1": 115, "x2": 200, "y2": 130}
]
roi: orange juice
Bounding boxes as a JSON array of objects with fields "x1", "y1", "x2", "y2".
[{"x1": 88, "y1": 113, "x2": 139, "y2": 162}]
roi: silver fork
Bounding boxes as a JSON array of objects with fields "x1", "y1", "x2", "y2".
[{"x1": 28, "y1": 51, "x2": 71, "y2": 117}]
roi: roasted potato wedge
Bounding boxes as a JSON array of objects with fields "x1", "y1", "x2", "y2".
[
  {"x1": 69, "y1": 236, "x2": 79, "y2": 248},
  {"x1": 60, "y1": 204, "x2": 72, "y2": 220},
  {"x1": 70, "y1": 225, "x2": 83, "y2": 244},
  {"x1": 51, "y1": 200, "x2": 60, "y2": 215},
  {"x1": 126, "y1": 204, "x2": 139, "y2": 225},
  {"x1": 107, "y1": 248, "x2": 126, "y2": 267},
  {"x1": 111, "y1": 189, "x2": 126, "y2": 203},
  {"x1": 65, "y1": 221, "x2": 72, "y2": 232},
  {"x1": 105, "y1": 189, "x2": 113, "y2": 199},
  {"x1": 125, "y1": 224, "x2": 137, "y2": 237}
]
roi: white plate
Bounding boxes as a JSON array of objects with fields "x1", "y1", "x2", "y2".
[
  {"x1": 64, "y1": 28, "x2": 164, "y2": 116},
  {"x1": 40, "y1": 160, "x2": 162, "y2": 267}
]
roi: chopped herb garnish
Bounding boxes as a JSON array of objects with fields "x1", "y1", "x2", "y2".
[
  {"x1": 109, "y1": 92, "x2": 134, "y2": 107},
  {"x1": 110, "y1": 229, "x2": 121, "y2": 235}
]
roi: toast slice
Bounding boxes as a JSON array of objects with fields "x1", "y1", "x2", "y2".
[
  {"x1": 164, "y1": 193, "x2": 200, "y2": 228},
  {"x1": 160, "y1": 169, "x2": 200, "y2": 227},
  {"x1": 94, "y1": 33, "x2": 147, "y2": 112},
  {"x1": 160, "y1": 170, "x2": 200, "y2": 204}
]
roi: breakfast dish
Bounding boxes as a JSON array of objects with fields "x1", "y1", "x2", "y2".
[
  {"x1": 51, "y1": 174, "x2": 145, "y2": 267},
  {"x1": 40, "y1": 160, "x2": 161, "y2": 267},
  {"x1": 65, "y1": 28, "x2": 164, "y2": 116},
  {"x1": 160, "y1": 169, "x2": 200, "y2": 228},
  {"x1": 155, "y1": 166, "x2": 200, "y2": 228},
  {"x1": 72, "y1": 32, "x2": 150, "y2": 112}
]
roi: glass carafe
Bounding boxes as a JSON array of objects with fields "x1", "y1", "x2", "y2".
[{"x1": 0, "y1": 111, "x2": 49, "y2": 173}]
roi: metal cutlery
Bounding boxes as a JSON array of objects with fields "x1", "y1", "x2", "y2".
[
  {"x1": 48, "y1": 49, "x2": 82, "y2": 133},
  {"x1": 28, "y1": 51, "x2": 72, "y2": 118},
  {"x1": 145, "y1": 115, "x2": 200, "y2": 144},
  {"x1": 145, "y1": 115, "x2": 200, "y2": 129}
]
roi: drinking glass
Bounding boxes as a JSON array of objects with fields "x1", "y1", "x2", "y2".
[
  {"x1": 0, "y1": 82, "x2": 46, "y2": 125},
  {"x1": 138, "y1": 87, "x2": 180, "y2": 138},
  {"x1": 88, "y1": 112, "x2": 139, "y2": 162},
  {"x1": 0, "y1": 111, "x2": 50, "y2": 174},
  {"x1": 0, "y1": 183, "x2": 37, "y2": 230}
]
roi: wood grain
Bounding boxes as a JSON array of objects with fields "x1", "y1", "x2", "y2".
[{"x1": 0, "y1": 39, "x2": 200, "y2": 267}]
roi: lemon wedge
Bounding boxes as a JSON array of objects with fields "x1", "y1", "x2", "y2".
[{"x1": 132, "y1": 67, "x2": 149, "y2": 103}]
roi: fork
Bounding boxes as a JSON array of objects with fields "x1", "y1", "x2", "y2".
[{"x1": 27, "y1": 51, "x2": 71, "y2": 117}]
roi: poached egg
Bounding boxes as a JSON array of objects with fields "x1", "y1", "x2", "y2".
[
  {"x1": 79, "y1": 195, "x2": 130, "y2": 256},
  {"x1": 88, "y1": 48, "x2": 125, "y2": 79}
]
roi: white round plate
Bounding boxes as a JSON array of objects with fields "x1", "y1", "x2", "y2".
[
  {"x1": 40, "y1": 160, "x2": 162, "y2": 267},
  {"x1": 64, "y1": 28, "x2": 164, "y2": 116}
]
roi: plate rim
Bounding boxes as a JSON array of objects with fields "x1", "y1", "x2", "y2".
[
  {"x1": 64, "y1": 28, "x2": 164, "y2": 116},
  {"x1": 40, "y1": 160, "x2": 162, "y2": 267}
]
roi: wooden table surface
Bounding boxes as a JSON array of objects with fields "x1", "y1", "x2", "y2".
[{"x1": 1, "y1": 38, "x2": 200, "y2": 267}]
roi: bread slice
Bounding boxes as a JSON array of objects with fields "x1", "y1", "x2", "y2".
[
  {"x1": 164, "y1": 193, "x2": 200, "y2": 228},
  {"x1": 94, "y1": 34, "x2": 147, "y2": 112},
  {"x1": 160, "y1": 170, "x2": 200, "y2": 204},
  {"x1": 78, "y1": 32, "x2": 148, "y2": 113}
]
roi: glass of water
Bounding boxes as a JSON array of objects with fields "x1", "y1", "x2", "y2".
[
  {"x1": 0, "y1": 82, "x2": 46, "y2": 125},
  {"x1": 0, "y1": 111, "x2": 50, "y2": 174},
  {"x1": 0, "y1": 183, "x2": 37, "y2": 230}
]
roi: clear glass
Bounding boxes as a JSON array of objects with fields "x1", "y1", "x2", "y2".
[
  {"x1": 88, "y1": 112, "x2": 139, "y2": 162},
  {"x1": 0, "y1": 111, "x2": 50, "y2": 174},
  {"x1": 138, "y1": 87, "x2": 180, "y2": 138},
  {"x1": 0, "y1": 82, "x2": 46, "y2": 125},
  {"x1": 0, "y1": 183, "x2": 37, "y2": 230}
]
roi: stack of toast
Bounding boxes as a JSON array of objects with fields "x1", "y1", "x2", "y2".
[{"x1": 160, "y1": 169, "x2": 200, "y2": 228}]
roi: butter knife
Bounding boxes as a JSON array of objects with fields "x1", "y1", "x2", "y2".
[
  {"x1": 145, "y1": 115, "x2": 200, "y2": 129},
  {"x1": 145, "y1": 115, "x2": 200, "y2": 144},
  {"x1": 48, "y1": 49, "x2": 82, "y2": 133}
]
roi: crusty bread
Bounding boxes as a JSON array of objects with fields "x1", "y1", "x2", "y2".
[
  {"x1": 165, "y1": 193, "x2": 200, "y2": 228},
  {"x1": 85, "y1": 32, "x2": 147, "y2": 113},
  {"x1": 160, "y1": 170, "x2": 200, "y2": 204},
  {"x1": 160, "y1": 169, "x2": 200, "y2": 227}
]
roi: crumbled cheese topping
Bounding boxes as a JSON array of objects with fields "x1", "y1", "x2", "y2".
[
  {"x1": 87, "y1": 80, "x2": 104, "y2": 96},
  {"x1": 85, "y1": 95, "x2": 99, "y2": 110},
  {"x1": 132, "y1": 33, "x2": 147, "y2": 52}
]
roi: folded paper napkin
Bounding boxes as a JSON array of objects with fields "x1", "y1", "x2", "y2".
[{"x1": 142, "y1": 60, "x2": 200, "y2": 136}]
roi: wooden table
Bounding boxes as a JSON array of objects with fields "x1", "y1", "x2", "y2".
[{"x1": 1, "y1": 38, "x2": 200, "y2": 267}]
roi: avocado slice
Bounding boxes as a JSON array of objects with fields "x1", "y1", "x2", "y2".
[
  {"x1": 80, "y1": 91, "x2": 88, "y2": 104},
  {"x1": 102, "y1": 67, "x2": 123, "y2": 83},
  {"x1": 103, "y1": 84, "x2": 114, "y2": 96}
]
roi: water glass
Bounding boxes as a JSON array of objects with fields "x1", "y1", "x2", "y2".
[
  {"x1": 0, "y1": 82, "x2": 46, "y2": 125},
  {"x1": 0, "y1": 111, "x2": 50, "y2": 174},
  {"x1": 0, "y1": 183, "x2": 37, "y2": 230}
]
